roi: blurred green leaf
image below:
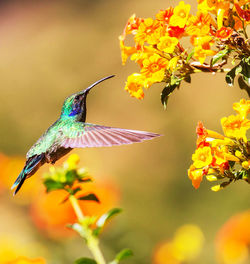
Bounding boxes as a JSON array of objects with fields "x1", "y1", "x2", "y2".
[
  {"x1": 74, "y1": 258, "x2": 97, "y2": 264},
  {"x1": 93, "y1": 208, "x2": 122, "y2": 236},
  {"x1": 211, "y1": 48, "x2": 230, "y2": 65},
  {"x1": 78, "y1": 193, "x2": 100, "y2": 203},
  {"x1": 43, "y1": 179, "x2": 64, "y2": 192},
  {"x1": 115, "y1": 249, "x2": 133, "y2": 262}
]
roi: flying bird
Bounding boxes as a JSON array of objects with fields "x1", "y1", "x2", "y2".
[{"x1": 12, "y1": 75, "x2": 161, "y2": 194}]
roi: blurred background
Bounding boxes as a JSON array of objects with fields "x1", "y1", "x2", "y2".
[{"x1": 0, "y1": 0, "x2": 249, "y2": 263}]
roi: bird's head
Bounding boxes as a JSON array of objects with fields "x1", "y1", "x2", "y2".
[{"x1": 61, "y1": 75, "x2": 115, "y2": 121}]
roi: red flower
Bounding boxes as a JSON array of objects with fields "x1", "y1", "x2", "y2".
[{"x1": 216, "y1": 27, "x2": 233, "y2": 40}]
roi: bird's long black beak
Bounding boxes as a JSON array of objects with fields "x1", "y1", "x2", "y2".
[{"x1": 81, "y1": 75, "x2": 115, "y2": 95}]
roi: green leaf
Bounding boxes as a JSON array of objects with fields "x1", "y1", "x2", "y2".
[
  {"x1": 74, "y1": 258, "x2": 97, "y2": 264},
  {"x1": 93, "y1": 208, "x2": 122, "y2": 236},
  {"x1": 226, "y1": 66, "x2": 237, "y2": 86},
  {"x1": 72, "y1": 187, "x2": 82, "y2": 195},
  {"x1": 115, "y1": 249, "x2": 133, "y2": 262},
  {"x1": 184, "y1": 75, "x2": 191, "y2": 83},
  {"x1": 43, "y1": 179, "x2": 65, "y2": 192},
  {"x1": 238, "y1": 75, "x2": 250, "y2": 97},
  {"x1": 241, "y1": 57, "x2": 250, "y2": 85},
  {"x1": 65, "y1": 170, "x2": 77, "y2": 186},
  {"x1": 186, "y1": 50, "x2": 194, "y2": 63},
  {"x1": 161, "y1": 77, "x2": 182, "y2": 109},
  {"x1": 211, "y1": 48, "x2": 230, "y2": 65},
  {"x1": 78, "y1": 193, "x2": 100, "y2": 203},
  {"x1": 235, "y1": 64, "x2": 242, "y2": 76}
]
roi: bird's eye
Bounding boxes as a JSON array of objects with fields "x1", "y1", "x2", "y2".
[{"x1": 75, "y1": 95, "x2": 80, "y2": 101}]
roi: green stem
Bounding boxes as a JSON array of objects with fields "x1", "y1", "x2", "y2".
[{"x1": 69, "y1": 195, "x2": 106, "y2": 264}]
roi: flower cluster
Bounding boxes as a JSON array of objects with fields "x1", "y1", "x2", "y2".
[
  {"x1": 153, "y1": 225, "x2": 204, "y2": 264},
  {"x1": 119, "y1": 0, "x2": 249, "y2": 106},
  {"x1": 188, "y1": 99, "x2": 250, "y2": 191},
  {"x1": 216, "y1": 210, "x2": 250, "y2": 264}
]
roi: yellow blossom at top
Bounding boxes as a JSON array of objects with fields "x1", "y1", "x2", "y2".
[
  {"x1": 186, "y1": 11, "x2": 212, "y2": 36},
  {"x1": 233, "y1": 99, "x2": 250, "y2": 119},
  {"x1": 192, "y1": 146, "x2": 213, "y2": 168},
  {"x1": 141, "y1": 54, "x2": 168, "y2": 83},
  {"x1": 169, "y1": 1, "x2": 191, "y2": 28},
  {"x1": 124, "y1": 73, "x2": 145, "y2": 99},
  {"x1": 134, "y1": 18, "x2": 163, "y2": 45},
  {"x1": 221, "y1": 115, "x2": 250, "y2": 142},
  {"x1": 157, "y1": 36, "x2": 179, "y2": 54}
]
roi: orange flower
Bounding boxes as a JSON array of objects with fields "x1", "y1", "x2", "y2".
[
  {"x1": 156, "y1": 7, "x2": 174, "y2": 24},
  {"x1": 186, "y1": 12, "x2": 212, "y2": 36},
  {"x1": 233, "y1": 99, "x2": 250, "y2": 119},
  {"x1": 216, "y1": 210, "x2": 250, "y2": 264},
  {"x1": 194, "y1": 45, "x2": 216, "y2": 64},
  {"x1": 192, "y1": 146, "x2": 213, "y2": 168},
  {"x1": 6, "y1": 257, "x2": 46, "y2": 264},
  {"x1": 0, "y1": 153, "x2": 43, "y2": 204},
  {"x1": 196, "y1": 121, "x2": 208, "y2": 146},
  {"x1": 221, "y1": 115, "x2": 250, "y2": 141},
  {"x1": 234, "y1": 3, "x2": 250, "y2": 22},
  {"x1": 119, "y1": 39, "x2": 137, "y2": 65},
  {"x1": 30, "y1": 180, "x2": 119, "y2": 237},
  {"x1": 125, "y1": 73, "x2": 145, "y2": 99},
  {"x1": 134, "y1": 18, "x2": 163, "y2": 45},
  {"x1": 192, "y1": 35, "x2": 216, "y2": 63},
  {"x1": 157, "y1": 36, "x2": 179, "y2": 54},
  {"x1": 30, "y1": 188, "x2": 76, "y2": 237},
  {"x1": 216, "y1": 27, "x2": 233, "y2": 40},
  {"x1": 188, "y1": 165, "x2": 204, "y2": 189},
  {"x1": 153, "y1": 225, "x2": 204, "y2": 264},
  {"x1": 141, "y1": 54, "x2": 168, "y2": 83},
  {"x1": 169, "y1": 1, "x2": 191, "y2": 28},
  {"x1": 122, "y1": 14, "x2": 143, "y2": 37}
]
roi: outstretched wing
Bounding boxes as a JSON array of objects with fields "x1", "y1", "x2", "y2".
[{"x1": 60, "y1": 123, "x2": 161, "y2": 148}]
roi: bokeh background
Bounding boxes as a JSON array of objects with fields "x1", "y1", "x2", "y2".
[{"x1": 0, "y1": 0, "x2": 249, "y2": 263}]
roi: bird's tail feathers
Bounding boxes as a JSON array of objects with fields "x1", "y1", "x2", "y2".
[{"x1": 11, "y1": 154, "x2": 44, "y2": 195}]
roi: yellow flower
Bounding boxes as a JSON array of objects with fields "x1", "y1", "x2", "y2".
[
  {"x1": 192, "y1": 146, "x2": 213, "y2": 168},
  {"x1": 194, "y1": 46, "x2": 216, "y2": 64},
  {"x1": 119, "y1": 39, "x2": 137, "y2": 65},
  {"x1": 141, "y1": 54, "x2": 168, "y2": 83},
  {"x1": 134, "y1": 18, "x2": 163, "y2": 45},
  {"x1": 233, "y1": 99, "x2": 250, "y2": 119},
  {"x1": 157, "y1": 36, "x2": 179, "y2": 54},
  {"x1": 188, "y1": 165, "x2": 204, "y2": 189},
  {"x1": 186, "y1": 12, "x2": 212, "y2": 36},
  {"x1": 6, "y1": 257, "x2": 46, "y2": 264},
  {"x1": 169, "y1": 1, "x2": 191, "y2": 28},
  {"x1": 153, "y1": 225, "x2": 204, "y2": 264},
  {"x1": 221, "y1": 115, "x2": 250, "y2": 141},
  {"x1": 192, "y1": 36, "x2": 216, "y2": 63},
  {"x1": 172, "y1": 225, "x2": 204, "y2": 262},
  {"x1": 124, "y1": 73, "x2": 145, "y2": 99},
  {"x1": 242, "y1": 160, "x2": 250, "y2": 170},
  {"x1": 64, "y1": 153, "x2": 80, "y2": 170},
  {"x1": 167, "y1": 56, "x2": 179, "y2": 72}
]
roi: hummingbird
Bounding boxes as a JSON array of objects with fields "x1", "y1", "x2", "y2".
[{"x1": 12, "y1": 75, "x2": 161, "y2": 195}]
